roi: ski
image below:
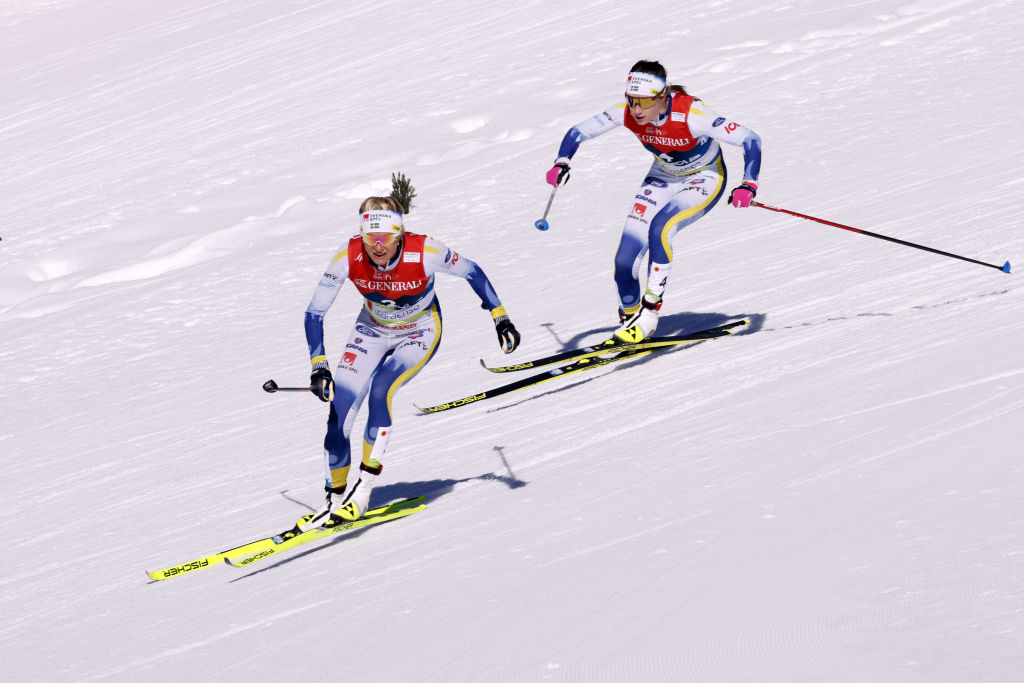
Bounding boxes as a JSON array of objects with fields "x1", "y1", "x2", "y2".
[
  {"x1": 226, "y1": 497, "x2": 426, "y2": 568},
  {"x1": 146, "y1": 496, "x2": 425, "y2": 581},
  {"x1": 419, "y1": 318, "x2": 748, "y2": 414},
  {"x1": 480, "y1": 319, "x2": 749, "y2": 373},
  {"x1": 418, "y1": 346, "x2": 662, "y2": 413}
]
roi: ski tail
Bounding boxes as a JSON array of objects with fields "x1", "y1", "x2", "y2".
[
  {"x1": 226, "y1": 498, "x2": 426, "y2": 568},
  {"x1": 481, "y1": 318, "x2": 749, "y2": 373}
]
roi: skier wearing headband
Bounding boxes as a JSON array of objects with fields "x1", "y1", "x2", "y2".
[
  {"x1": 546, "y1": 60, "x2": 762, "y2": 342},
  {"x1": 300, "y1": 190, "x2": 520, "y2": 527}
]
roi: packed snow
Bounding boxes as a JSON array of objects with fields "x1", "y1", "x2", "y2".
[{"x1": 2, "y1": 1, "x2": 1021, "y2": 680}]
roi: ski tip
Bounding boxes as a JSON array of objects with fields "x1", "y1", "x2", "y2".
[{"x1": 1002, "y1": 261, "x2": 1011, "y2": 273}]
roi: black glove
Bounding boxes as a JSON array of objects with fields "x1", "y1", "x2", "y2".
[
  {"x1": 494, "y1": 315, "x2": 521, "y2": 354},
  {"x1": 310, "y1": 366, "x2": 334, "y2": 402}
]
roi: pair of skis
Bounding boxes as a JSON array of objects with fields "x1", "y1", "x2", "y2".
[
  {"x1": 148, "y1": 319, "x2": 747, "y2": 579},
  {"x1": 416, "y1": 318, "x2": 749, "y2": 413},
  {"x1": 146, "y1": 497, "x2": 426, "y2": 581}
]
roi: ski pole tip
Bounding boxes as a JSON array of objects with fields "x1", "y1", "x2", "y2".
[
  {"x1": 1002, "y1": 261, "x2": 1011, "y2": 273},
  {"x1": 262, "y1": 379, "x2": 279, "y2": 393},
  {"x1": 534, "y1": 219, "x2": 549, "y2": 231}
]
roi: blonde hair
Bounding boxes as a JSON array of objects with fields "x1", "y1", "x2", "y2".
[{"x1": 359, "y1": 196, "x2": 404, "y2": 214}]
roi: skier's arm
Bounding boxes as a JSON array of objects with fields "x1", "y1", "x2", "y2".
[
  {"x1": 687, "y1": 102, "x2": 762, "y2": 184},
  {"x1": 304, "y1": 248, "x2": 350, "y2": 367},
  {"x1": 555, "y1": 103, "x2": 627, "y2": 160},
  {"x1": 423, "y1": 239, "x2": 501, "y2": 308},
  {"x1": 424, "y1": 238, "x2": 520, "y2": 353}
]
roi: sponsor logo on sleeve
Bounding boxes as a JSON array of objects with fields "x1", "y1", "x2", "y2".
[{"x1": 712, "y1": 117, "x2": 726, "y2": 127}]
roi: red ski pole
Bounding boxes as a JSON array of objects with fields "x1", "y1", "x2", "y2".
[{"x1": 752, "y1": 201, "x2": 1011, "y2": 274}]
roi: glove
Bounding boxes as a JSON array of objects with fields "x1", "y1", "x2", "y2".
[
  {"x1": 728, "y1": 181, "x2": 757, "y2": 208},
  {"x1": 310, "y1": 365, "x2": 334, "y2": 402},
  {"x1": 493, "y1": 313, "x2": 521, "y2": 354},
  {"x1": 545, "y1": 158, "x2": 571, "y2": 187}
]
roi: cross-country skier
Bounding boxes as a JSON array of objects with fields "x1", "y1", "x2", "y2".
[
  {"x1": 301, "y1": 189, "x2": 520, "y2": 528},
  {"x1": 546, "y1": 59, "x2": 762, "y2": 341}
]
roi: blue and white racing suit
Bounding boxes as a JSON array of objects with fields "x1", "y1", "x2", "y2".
[{"x1": 556, "y1": 92, "x2": 762, "y2": 313}]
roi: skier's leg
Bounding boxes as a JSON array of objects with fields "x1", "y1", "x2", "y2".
[
  {"x1": 336, "y1": 306, "x2": 441, "y2": 520},
  {"x1": 618, "y1": 162, "x2": 727, "y2": 341},
  {"x1": 302, "y1": 314, "x2": 392, "y2": 529}
]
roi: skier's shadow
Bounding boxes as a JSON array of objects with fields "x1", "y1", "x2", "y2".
[
  {"x1": 230, "y1": 450, "x2": 525, "y2": 581},
  {"x1": 485, "y1": 311, "x2": 767, "y2": 413},
  {"x1": 546, "y1": 310, "x2": 766, "y2": 350}
]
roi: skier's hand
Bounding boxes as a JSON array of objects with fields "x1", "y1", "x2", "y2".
[
  {"x1": 310, "y1": 365, "x2": 334, "y2": 402},
  {"x1": 728, "y1": 181, "x2": 757, "y2": 208},
  {"x1": 545, "y1": 158, "x2": 571, "y2": 187},
  {"x1": 491, "y1": 307, "x2": 521, "y2": 354}
]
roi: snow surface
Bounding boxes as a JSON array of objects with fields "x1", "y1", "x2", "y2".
[{"x1": 2, "y1": 1, "x2": 1022, "y2": 681}]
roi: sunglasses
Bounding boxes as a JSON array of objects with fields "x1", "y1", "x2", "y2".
[
  {"x1": 362, "y1": 231, "x2": 401, "y2": 248},
  {"x1": 626, "y1": 95, "x2": 661, "y2": 109}
]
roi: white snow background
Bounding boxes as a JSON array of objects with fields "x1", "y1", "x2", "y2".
[{"x1": 2, "y1": 1, "x2": 1022, "y2": 680}]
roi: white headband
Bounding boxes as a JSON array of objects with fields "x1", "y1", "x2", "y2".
[
  {"x1": 360, "y1": 209, "x2": 404, "y2": 235},
  {"x1": 625, "y1": 71, "x2": 667, "y2": 97}
]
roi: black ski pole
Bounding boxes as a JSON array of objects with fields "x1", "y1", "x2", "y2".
[{"x1": 262, "y1": 379, "x2": 309, "y2": 393}]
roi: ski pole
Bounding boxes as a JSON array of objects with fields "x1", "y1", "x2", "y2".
[
  {"x1": 752, "y1": 201, "x2": 1010, "y2": 274},
  {"x1": 534, "y1": 185, "x2": 559, "y2": 231},
  {"x1": 262, "y1": 379, "x2": 309, "y2": 393}
]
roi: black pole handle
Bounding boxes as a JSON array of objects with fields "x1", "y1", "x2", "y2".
[{"x1": 263, "y1": 379, "x2": 310, "y2": 393}]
